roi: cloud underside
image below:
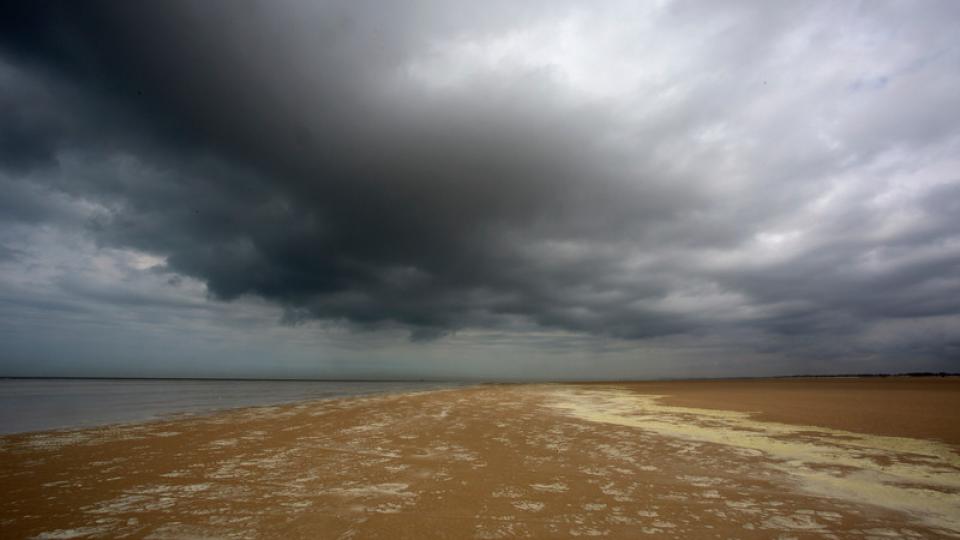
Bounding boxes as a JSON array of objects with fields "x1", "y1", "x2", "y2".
[{"x1": 1, "y1": 1, "x2": 959, "y2": 362}]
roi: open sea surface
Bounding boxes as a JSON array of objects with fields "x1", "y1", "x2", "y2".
[{"x1": 0, "y1": 379, "x2": 462, "y2": 435}]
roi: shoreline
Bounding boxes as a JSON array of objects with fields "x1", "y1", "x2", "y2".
[
  {"x1": 3, "y1": 385, "x2": 471, "y2": 438},
  {"x1": 3, "y1": 380, "x2": 959, "y2": 538},
  {"x1": 0, "y1": 380, "x2": 469, "y2": 437}
]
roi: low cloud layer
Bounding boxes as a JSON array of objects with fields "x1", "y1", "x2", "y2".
[{"x1": 1, "y1": 1, "x2": 959, "y2": 375}]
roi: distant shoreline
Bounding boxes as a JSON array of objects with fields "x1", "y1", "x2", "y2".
[
  {"x1": 0, "y1": 376, "x2": 462, "y2": 383},
  {"x1": 1, "y1": 372, "x2": 957, "y2": 383}
]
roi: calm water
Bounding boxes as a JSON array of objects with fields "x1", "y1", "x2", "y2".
[{"x1": 0, "y1": 379, "x2": 462, "y2": 435}]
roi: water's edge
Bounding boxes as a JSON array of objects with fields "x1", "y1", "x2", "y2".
[{"x1": 0, "y1": 379, "x2": 467, "y2": 435}]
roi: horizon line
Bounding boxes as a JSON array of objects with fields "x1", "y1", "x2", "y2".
[{"x1": 1, "y1": 372, "x2": 957, "y2": 384}]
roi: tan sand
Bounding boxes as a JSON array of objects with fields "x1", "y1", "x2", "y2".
[
  {"x1": 608, "y1": 377, "x2": 960, "y2": 447},
  {"x1": 1, "y1": 379, "x2": 959, "y2": 539}
]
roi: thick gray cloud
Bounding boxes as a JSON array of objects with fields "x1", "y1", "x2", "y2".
[{"x1": 1, "y1": 0, "x2": 959, "y2": 376}]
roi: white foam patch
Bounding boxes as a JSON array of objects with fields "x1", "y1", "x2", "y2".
[
  {"x1": 530, "y1": 482, "x2": 568, "y2": 493},
  {"x1": 513, "y1": 500, "x2": 545, "y2": 512},
  {"x1": 762, "y1": 514, "x2": 826, "y2": 530},
  {"x1": 129, "y1": 483, "x2": 212, "y2": 494},
  {"x1": 327, "y1": 482, "x2": 415, "y2": 498},
  {"x1": 22, "y1": 432, "x2": 92, "y2": 451},
  {"x1": 206, "y1": 438, "x2": 239, "y2": 448},
  {"x1": 42, "y1": 480, "x2": 70, "y2": 488},
  {"x1": 86, "y1": 493, "x2": 178, "y2": 514},
  {"x1": 568, "y1": 527, "x2": 610, "y2": 536},
  {"x1": 491, "y1": 486, "x2": 523, "y2": 498},
  {"x1": 32, "y1": 526, "x2": 110, "y2": 539}
]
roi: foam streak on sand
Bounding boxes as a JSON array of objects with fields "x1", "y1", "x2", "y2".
[
  {"x1": 2, "y1": 382, "x2": 959, "y2": 538},
  {"x1": 546, "y1": 387, "x2": 960, "y2": 534}
]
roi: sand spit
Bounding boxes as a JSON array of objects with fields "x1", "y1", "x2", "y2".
[{"x1": 1, "y1": 381, "x2": 959, "y2": 538}]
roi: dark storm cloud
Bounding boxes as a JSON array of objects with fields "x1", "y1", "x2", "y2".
[
  {"x1": 0, "y1": 1, "x2": 687, "y2": 337},
  {"x1": 1, "y1": 0, "x2": 959, "y2": 365}
]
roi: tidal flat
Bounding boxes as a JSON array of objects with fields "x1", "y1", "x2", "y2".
[{"x1": 2, "y1": 378, "x2": 958, "y2": 538}]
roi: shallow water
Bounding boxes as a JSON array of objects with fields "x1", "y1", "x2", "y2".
[{"x1": 0, "y1": 378, "x2": 461, "y2": 434}]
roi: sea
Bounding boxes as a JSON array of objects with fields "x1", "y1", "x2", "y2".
[{"x1": 0, "y1": 378, "x2": 463, "y2": 435}]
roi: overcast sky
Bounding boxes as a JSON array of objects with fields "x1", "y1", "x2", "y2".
[{"x1": 1, "y1": 1, "x2": 958, "y2": 380}]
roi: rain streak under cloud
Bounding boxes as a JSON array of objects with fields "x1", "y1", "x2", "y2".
[{"x1": 1, "y1": 1, "x2": 959, "y2": 379}]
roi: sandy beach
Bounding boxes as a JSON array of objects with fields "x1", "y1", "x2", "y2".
[{"x1": 2, "y1": 378, "x2": 959, "y2": 539}]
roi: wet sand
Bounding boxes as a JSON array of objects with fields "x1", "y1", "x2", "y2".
[{"x1": 1, "y1": 379, "x2": 958, "y2": 538}]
